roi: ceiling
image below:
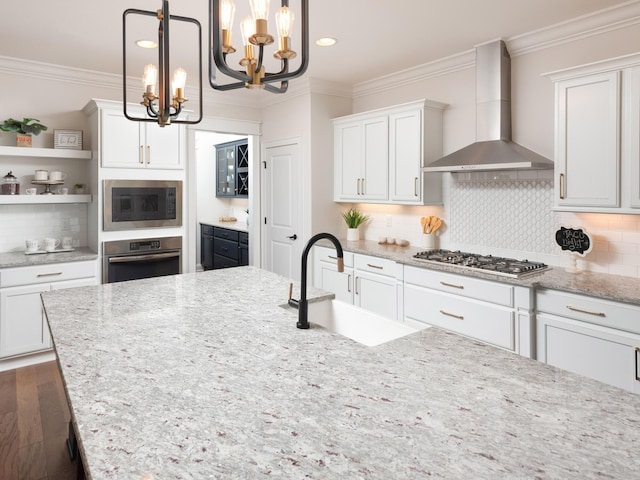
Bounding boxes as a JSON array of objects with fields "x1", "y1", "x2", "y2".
[{"x1": 0, "y1": 0, "x2": 631, "y2": 88}]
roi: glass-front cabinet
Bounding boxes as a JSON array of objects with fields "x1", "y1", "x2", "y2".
[{"x1": 216, "y1": 139, "x2": 248, "y2": 198}]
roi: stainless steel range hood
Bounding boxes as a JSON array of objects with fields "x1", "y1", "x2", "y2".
[{"x1": 423, "y1": 40, "x2": 553, "y2": 172}]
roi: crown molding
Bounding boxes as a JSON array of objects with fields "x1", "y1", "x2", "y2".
[{"x1": 353, "y1": 0, "x2": 640, "y2": 98}]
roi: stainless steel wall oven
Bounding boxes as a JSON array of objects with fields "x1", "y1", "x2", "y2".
[
  {"x1": 103, "y1": 236, "x2": 182, "y2": 283},
  {"x1": 103, "y1": 180, "x2": 182, "y2": 231}
]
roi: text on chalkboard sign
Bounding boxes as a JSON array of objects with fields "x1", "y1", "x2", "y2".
[{"x1": 555, "y1": 226, "x2": 592, "y2": 255}]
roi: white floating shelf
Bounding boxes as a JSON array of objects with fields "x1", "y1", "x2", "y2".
[
  {"x1": 0, "y1": 146, "x2": 92, "y2": 160},
  {"x1": 0, "y1": 194, "x2": 92, "y2": 205}
]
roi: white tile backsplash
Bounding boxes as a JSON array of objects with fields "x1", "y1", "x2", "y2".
[
  {"x1": 357, "y1": 175, "x2": 640, "y2": 278},
  {"x1": 0, "y1": 204, "x2": 88, "y2": 252}
]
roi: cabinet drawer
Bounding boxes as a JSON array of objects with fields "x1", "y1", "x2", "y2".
[
  {"x1": 405, "y1": 265, "x2": 513, "y2": 307},
  {"x1": 0, "y1": 261, "x2": 97, "y2": 288},
  {"x1": 354, "y1": 253, "x2": 400, "y2": 278},
  {"x1": 405, "y1": 284, "x2": 515, "y2": 350},
  {"x1": 315, "y1": 246, "x2": 354, "y2": 268},
  {"x1": 214, "y1": 227, "x2": 239, "y2": 242},
  {"x1": 214, "y1": 238, "x2": 239, "y2": 260},
  {"x1": 214, "y1": 254, "x2": 239, "y2": 269},
  {"x1": 537, "y1": 289, "x2": 640, "y2": 335},
  {"x1": 201, "y1": 224, "x2": 214, "y2": 236}
]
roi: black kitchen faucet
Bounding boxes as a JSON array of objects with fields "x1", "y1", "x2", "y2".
[{"x1": 289, "y1": 233, "x2": 344, "y2": 329}]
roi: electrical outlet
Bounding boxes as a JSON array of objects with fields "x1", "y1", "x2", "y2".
[
  {"x1": 386, "y1": 215, "x2": 392, "y2": 228},
  {"x1": 61, "y1": 218, "x2": 70, "y2": 231}
]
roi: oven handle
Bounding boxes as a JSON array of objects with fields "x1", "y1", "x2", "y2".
[{"x1": 108, "y1": 251, "x2": 181, "y2": 263}]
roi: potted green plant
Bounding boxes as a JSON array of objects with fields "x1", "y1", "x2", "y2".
[
  {"x1": 341, "y1": 207, "x2": 369, "y2": 241},
  {"x1": 0, "y1": 117, "x2": 48, "y2": 147}
]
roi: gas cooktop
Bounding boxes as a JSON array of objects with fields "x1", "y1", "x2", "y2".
[{"x1": 412, "y1": 249, "x2": 550, "y2": 278}]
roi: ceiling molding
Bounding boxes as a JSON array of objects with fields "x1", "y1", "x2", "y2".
[{"x1": 352, "y1": 0, "x2": 640, "y2": 98}]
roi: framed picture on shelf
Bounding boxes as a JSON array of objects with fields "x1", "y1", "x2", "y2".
[{"x1": 54, "y1": 130, "x2": 83, "y2": 150}]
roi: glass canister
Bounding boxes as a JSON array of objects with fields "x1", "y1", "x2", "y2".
[{"x1": 2, "y1": 171, "x2": 20, "y2": 195}]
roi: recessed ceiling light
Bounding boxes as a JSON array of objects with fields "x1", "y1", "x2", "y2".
[
  {"x1": 136, "y1": 40, "x2": 158, "y2": 49},
  {"x1": 316, "y1": 37, "x2": 337, "y2": 47}
]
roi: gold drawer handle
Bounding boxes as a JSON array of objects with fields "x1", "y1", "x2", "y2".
[
  {"x1": 566, "y1": 305, "x2": 605, "y2": 317},
  {"x1": 366, "y1": 263, "x2": 383, "y2": 270},
  {"x1": 635, "y1": 347, "x2": 640, "y2": 382},
  {"x1": 37, "y1": 272, "x2": 63, "y2": 278},
  {"x1": 440, "y1": 281, "x2": 464, "y2": 289},
  {"x1": 559, "y1": 173, "x2": 565, "y2": 199},
  {"x1": 440, "y1": 309, "x2": 464, "y2": 320}
]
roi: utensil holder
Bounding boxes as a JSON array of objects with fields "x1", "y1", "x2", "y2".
[{"x1": 422, "y1": 234, "x2": 437, "y2": 250}]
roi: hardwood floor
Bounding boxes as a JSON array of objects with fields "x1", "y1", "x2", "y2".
[{"x1": 0, "y1": 361, "x2": 77, "y2": 480}]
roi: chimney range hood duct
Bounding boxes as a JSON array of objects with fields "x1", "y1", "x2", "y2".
[{"x1": 423, "y1": 40, "x2": 553, "y2": 172}]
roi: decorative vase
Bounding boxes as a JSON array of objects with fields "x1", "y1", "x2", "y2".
[
  {"x1": 16, "y1": 133, "x2": 32, "y2": 147},
  {"x1": 347, "y1": 228, "x2": 360, "y2": 242}
]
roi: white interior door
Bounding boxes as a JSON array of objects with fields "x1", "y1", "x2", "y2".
[{"x1": 263, "y1": 140, "x2": 302, "y2": 281}]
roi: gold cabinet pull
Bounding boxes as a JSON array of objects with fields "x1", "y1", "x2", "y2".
[
  {"x1": 559, "y1": 173, "x2": 565, "y2": 199},
  {"x1": 139, "y1": 145, "x2": 144, "y2": 164},
  {"x1": 414, "y1": 177, "x2": 418, "y2": 197},
  {"x1": 147, "y1": 145, "x2": 151, "y2": 164},
  {"x1": 355, "y1": 276, "x2": 359, "y2": 295},
  {"x1": 566, "y1": 305, "x2": 605, "y2": 317},
  {"x1": 440, "y1": 281, "x2": 464, "y2": 289},
  {"x1": 37, "y1": 272, "x2": 63, "y2": 278},
  {"x1": 347, "y1": 274, "x2": 352, "y2": 293},
  {"x1": 366, "y1": 263, "x2": 383, "y2": 270},
  {"x1": 440, "y1": 309, "x2": 464, "y2": 320}
]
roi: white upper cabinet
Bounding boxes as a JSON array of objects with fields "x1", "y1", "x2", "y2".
[
  {"x1": 101, "y1": 109, "x2": 183, "y2": 170},
  {"x1": 333, "y1": 99, "x2": 446, "y2": 205},
  {"x1": 546, "y1": 53, "x2": 640, "y2": 213}
]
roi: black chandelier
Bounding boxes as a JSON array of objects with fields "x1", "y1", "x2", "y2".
[
  {"x1": 209, "y1": 0, "x2": 309, "y2": 93},
  {"x1": 122, "y1": 1, "x2": 203, "y2": 126}
]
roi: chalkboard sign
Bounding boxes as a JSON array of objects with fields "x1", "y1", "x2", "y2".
[{"x1": 555, "y1": 226, "x2": 592, "y2": 256}]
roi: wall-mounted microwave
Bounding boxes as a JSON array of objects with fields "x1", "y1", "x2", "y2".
[{"x1": 103, "y1": 180, "x2": 182, "y2": 231}]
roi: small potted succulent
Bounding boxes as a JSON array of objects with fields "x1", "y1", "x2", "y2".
[
  {"x1": 341, "y1": 207, "x2": 369, "y2": 241},
  {"x1": 0, "y1": 117, "x2": 48, "y2": 147}
]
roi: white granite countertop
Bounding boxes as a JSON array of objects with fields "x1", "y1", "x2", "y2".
[
  {"x1": 0, "y1": 247, "x2": 98, "y2": 269},
  {"x1": 42, "y1": 266, "x2": 640, "y2": 479},
  {"x1": 326, "y1": 239, "x2": 640, "y2": 306},
  {"x1": 201, "y1": 220, "x2": 249, "y2": 233}
]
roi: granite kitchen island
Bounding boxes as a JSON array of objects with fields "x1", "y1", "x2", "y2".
[{"x1": 42, "y1": 266, "x2": 640, "y2": 479}]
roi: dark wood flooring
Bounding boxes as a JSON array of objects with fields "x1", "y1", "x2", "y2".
[{"x1": 0, "y1": 360, "x2": 76, "y2": 480}]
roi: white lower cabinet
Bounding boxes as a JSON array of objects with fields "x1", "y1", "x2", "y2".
[
  {"x1": 0, "y1": 261, "x2": 98, "y2": 363},
  {"x1": 404, "y1": 265, "x2": 534, "y2": 355},
  {"x1": 314, "y1": 247, "x2": 401, "y2": 322},
  {"x1": 536, "y1": 289, "x2": 640, "y2": 394}
]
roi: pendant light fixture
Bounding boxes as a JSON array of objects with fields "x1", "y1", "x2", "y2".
[
  {"x1": 123, "y1": 1, "x2": 203, "y2": 126},
  {"x1": 209, "y1": 0, "x2": 309, "y2": 93}
]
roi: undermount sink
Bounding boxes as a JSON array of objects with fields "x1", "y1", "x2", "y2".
[{"x1": 306, "y1": 299, "x2": 428, "y2": 346}]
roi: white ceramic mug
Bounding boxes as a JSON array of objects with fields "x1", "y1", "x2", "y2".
[
  {"x1": 61, "y1": 236, "x2": 73, "y2": 249},
  {"x1": 34, "y1": 170, "x2": 48, "y2": 181},
  {"x1": 25, "y1": 187, "x2": 37, "y2": 195},
  {"x1": 44, "y1": 237, "x2": 60, "y2": 252},
  {"x1": 25, "y1": 239, "x2": 41, "y2": 252},
  {"x1": 50, "y1": 171, "x2": 66, "y2": 181},
  {"x1": 57, "y1": 187, "x2": 69, "y2": 195}
]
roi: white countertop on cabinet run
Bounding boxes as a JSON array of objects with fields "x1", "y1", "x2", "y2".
[
  {"x1": 201, "y1": 220, "x2": 249, "y2": 233},
  {"x1": 0, "y1": 247, "x2": 98, "y2": 269},
  {"x1": 42, "y1": 266, "x2": 640, "y2": 480},
  {"x1": 325, "y1": 239, "x2": 640, "y2": 306}
]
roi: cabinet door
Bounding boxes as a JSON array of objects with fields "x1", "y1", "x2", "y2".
[
  {"x1": 201, "y1": 234, "x2": 214, "y2": 270},
  {"x1": 361, "y1": 116, "x2": 388, "y2": 200},
  {"x1": 556, "y1": 72, "x2": 620, "y2": 208},
  {"x1": 537, "y1": 313, "x2": 640, "y2": 394},
  {"x1": 101, "y1": 109, "x2": 143, "y2": 168},
  {"x1": 389, "y1": 109, "x2": 422, "y2": 203},
  {"x1": 318, "y1": 263, "x2": 353, "y2": 305},
  {"x1": 627, "y1": 66, "x2": 640, "y2": 209},
  {"x1": 144, "y1": 122, "x2": 182, "y2": 169},
  {"x1": 0, "y1": 284, "x2": 51, "y2": 358},
  {"x1": 216, "y1": 146, "x2": 236, "y2": 197},
  {"x1": 334, "y1": 121, "x2": 363, "y2": 200},
  {"x1": 354, "y1": 270, "x2": 397, "y2": 321}
]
